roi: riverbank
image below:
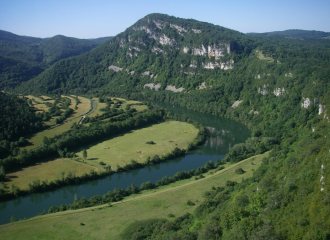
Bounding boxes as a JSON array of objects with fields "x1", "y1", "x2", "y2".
[{"x1": 0, "y1": 152, "x2": 268, "y2": 239}]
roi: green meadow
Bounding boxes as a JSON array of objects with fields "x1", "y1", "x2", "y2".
[
  {"x1": 78, "y1": 121, "x2": 199, "y2": 168},
  {"x1": 0, "y1": 152, "x2": 268, "y2": 239},
  {"x1": 3, "y1": 159, "x2": 99, "y2": 191}
]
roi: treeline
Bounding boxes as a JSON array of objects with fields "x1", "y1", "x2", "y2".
[
  {"x1": 0, "y1": 108, "x2": 166, "y2": 173},
  {"x1": 0, "y1": 109, "x2": 207, "y2": 201}
]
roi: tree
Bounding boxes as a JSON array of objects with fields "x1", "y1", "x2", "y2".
[
  {"x1": 0, "y1": 166, "x2": 5, "y2": 180},
  {"x1": 82, "y1": 149, "x2": 87, "y2": 160},
  {"x1": 10, "y1": 215, "x2": 16, "y2": 223}
]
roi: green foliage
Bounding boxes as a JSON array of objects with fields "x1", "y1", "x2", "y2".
[{"x1": 235, "y1": 167, "x2": 246, "y2": 174}]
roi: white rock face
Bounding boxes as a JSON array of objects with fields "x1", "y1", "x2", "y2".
[
  {"x1": 199, "y1": 82, "x2": 206, "y2": 90},
  {"x1": 191, "y1": 44, "x2": 231, "y2": 58},
  {"x1": 119, "y1": 38, "x2": 126, "y2": 47},
  {"x1": 129, "y1": 46, "x2": 141, "y2": 51},
  {"x1": 249, "y1": 110, "x2": 259, "y2": 114},
  {"x1": 141, "y1": 71, "x2": 150, "y2": 76},
  {"x1": 108, "y1": 65, "x2": 123, "y2": 72},
  {"x1": 144, "y1": 83, "x2": 161, "y2": 91},
  {"x1": 208, "y1": 45, "x2": 225, "y2": 58},
  {"x1": 153, "y1": 20, "x2": 163, "y2": 29},
  {"x1": 183, "y1": 46, "x2": 189, "y2": 53},
  {"x1": 192, "y1": 29, "x2": 201, "y2": 33},
  {"x1": 159, "y1": 34, "x2": 176, "y2": 46},
  {"x1": 301, "y1": 98, "x2": 311, "y2": 108},
  {"x1": 165, "y1": 85, "x2": 184, "y2": 92},
  {"x1": 285, "y1": 73, "x2": 292, "y2": 77},
  {"x1": 133, "y1": 26, "x2": 175, "y2": 46},
  {"x1": 170, "y1": 24, "x2": 187, "y2": 32},
  {"x1": 232, "y1": 101, "x2": 242, "y2": 108},
  {"x1": 274, "y1": 88, "x2": 286, "y2": 96},
  {"x1": 190, "y1": 60, "x2": 198, "y2": 68},
  {"x1": 319, "y1": 104, "x2": 325, "y2": 115},
  {"x1": 194, "y1": 45, "x2": 207, "y2": 55},
  {"x1": 203, "y1": 60, "x2": 234, "y2": 70},
  {"x1": 258, "y1": 85, "x2": 268, "y2": 95},
  {"x1": 152, "y1": 47, "x2": 163, "y2": 53}
]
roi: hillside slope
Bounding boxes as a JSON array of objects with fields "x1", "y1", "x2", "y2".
[{"x1": 0, "y1": 30, "x2": 102, "y2": 90}]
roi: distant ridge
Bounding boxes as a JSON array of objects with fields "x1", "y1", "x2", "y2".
[{"x1": 246, "y1": 29, "x2": 330, "y2": 39}]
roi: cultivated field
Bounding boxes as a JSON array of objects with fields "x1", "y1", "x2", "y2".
[
  {"x1": 69, "y1": 96, "x2": 91, "y2": 118},
  {"x1": 0, "y1": 152, "x2": 268, "y2": 239},
  {"x1": 77, "y1": 121, "x2": 199, "y2": 168},
  {"x1": 2, "y1": 159, "x2": 99, "y2": 191},
  {"x1": 23, "y1": 118, "x2": 81, "y2": 150}
]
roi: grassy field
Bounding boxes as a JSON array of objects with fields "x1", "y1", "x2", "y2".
[
  {"x1": 0, "y1": 152, "x2": 268, "y2": 239},
  {"x1": 23, "y1": 118, "x2": 81, "y2": 150},
  {"x1": 69, "y1": 96, "x2": 91, "y2": 118},
  {"x1": 88, "y1": 98, "x2": 107, "y2": 118},
  {"x1": 257, "y1": 50, "x2": 274, "y2": 62},
  {"x1": 2, "y1": 159, "x2": 99, "y2": 191},
  {"x1": 77, "y1": 121, "x2": 199, "y2": 168},
  {"x1": 23, "y1": 96, "x2": 91, "y2": 150}
]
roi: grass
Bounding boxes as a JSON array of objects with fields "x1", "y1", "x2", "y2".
[
  {"x1": 2, "y1": 159, "x2": 98, "y2": 191},
  {"x1": 67, "y1": 96, "x2": 91, "y2": 119},
  {"x1": 257, "y1": 50, "x2": 274, "y2": 62},
  {"x1": 23, "y1": 96, "x2": 91, "y2": 150},
  {"x1": 23, "y1": 118, "x2": 81, "y2": 150},
  {"x1": 87, "y1": 98, "x2": 107, "y2": 118},
  {"x1": 77, "y1": 121, "x2": 198, "y2": 168},
  {"x1": 61, "y1": 96, "x2": 77, "y2": 121},
  {"x1": 0, "y1": 152, "x2": 269, "y2": 239}
]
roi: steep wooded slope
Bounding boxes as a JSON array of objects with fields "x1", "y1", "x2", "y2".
[{"x1": 0, "y1": 30, "x2": 102, "y2": 89}]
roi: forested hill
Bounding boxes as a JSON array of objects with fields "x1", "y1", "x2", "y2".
[
  {"x1": 15, "y1": 13, "x2": 256, "y2": 95},
  {"x1": 247, "y1": 29, "x2": 330, "y2": 39},
  {"x1": 0, "y1": 30, "x2": 103, "y2": 90},
  {"x1": 3, "y1": 13, "x2": 330, "y2": 238}
]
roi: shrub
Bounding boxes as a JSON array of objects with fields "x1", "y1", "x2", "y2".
[{"x1": 235, "y1": 167, "x2": 246, "y2": 174}]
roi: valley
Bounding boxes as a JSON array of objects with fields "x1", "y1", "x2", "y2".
[{"x1": 0, "y1": 12, "x2": 329, "y2": 239}]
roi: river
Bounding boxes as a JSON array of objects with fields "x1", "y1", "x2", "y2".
[{"x1": 0, "y1": 101, "x2": 250, "y2": 225}]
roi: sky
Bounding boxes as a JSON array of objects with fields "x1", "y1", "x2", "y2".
[{"x1": 1, "y1": 0, "x2": 329, "y2": 39}]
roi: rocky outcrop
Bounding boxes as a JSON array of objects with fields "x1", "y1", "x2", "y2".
[
  {"x1": 133, "y1": 26, "x2": 176, "y2": 46},
  {"x1": 159, "y1": 34, "x2": 176, "y2": 46},
  {"x1": 194, "y1": 45, "x2": 207, "y2": 55},
  {"x1": 273, "y1": 88, "x2": 286, "y2": 96},
  {"x1": 232, "y1": 101, "x2": 242, "y2": 108},
  {"x1": 183, "y1": 46, "x2": 189, "y2": 53},
  {"x1": 108, "y1": 65, "x2": 123, "y2": 72},
  {"x1": 129, "y1": 46, "x2": 141, "y2": 51},
  {"x1": 285, "y1": 73, "x2": 292, "y2": 77},
  {"x1": 153, "y1": 20, "x2": 163, "y2": 29},
  {"x1": 258, "y1": 85, "x2": 268, "y2": 95},
  {"x1": 165, "y1": 85, "x2": 184, "y2": 92},
  {"x1": 192, "y1": 29, "x2": 201, "y2": 33},
  {"x1": 301, "y1": 98, "x2": 311, "y2": 108},
  {"x1": 152, "y1": 47, "x2": 163, "y2": 53},
  {"x1": 170, "y1": 24, "x2": 187, "y2": 33},
  {"x1": 191, "y1": 44, "x2": 231, "y2": 58},
  {"x1": 199, "y1": 82, "x2": 206, "y2": 89},
  {"x1": 190, "y1": 60, "x2": 198, "y2": 68},
  {"x1": 319, "y1": 104, "x2": 325, "y2": 115},
  {"x1": 141, "y1": 71, "x2": 150, "y2": 76},
  {"x1": 144, "y1": 83, "x2": 161, "y2": 90},
  {"x1": 203, "y1": 60, "x2": 234, "y2": 70}
]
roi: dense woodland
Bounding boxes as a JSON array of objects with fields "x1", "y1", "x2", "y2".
[
  {"x1": 1, "y1": 13, "x2": 330, "y2": 238},
  {"x1": 0, "y1": 30, "x2": 113, "y2": 90}
]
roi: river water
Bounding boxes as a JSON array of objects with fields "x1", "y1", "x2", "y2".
[{"x1": 0, "y1": 101, "x2": 250, "y2": 225}]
